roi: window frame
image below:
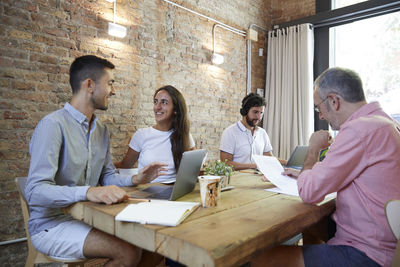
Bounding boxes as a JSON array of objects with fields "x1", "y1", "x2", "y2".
[{"x1": 273, "y1": 0, "x2": 400, "y2": 130}]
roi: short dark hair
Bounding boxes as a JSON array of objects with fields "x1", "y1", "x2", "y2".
[
  {"x1": 240, "y1": 93, "x2": 266, "y2": 116},
  {"x1": 315, "y1": 67, "x2": 365, "y2": 103},
  {"x1": 69, "y1": 55, "x2": 115, "y2": 94}
]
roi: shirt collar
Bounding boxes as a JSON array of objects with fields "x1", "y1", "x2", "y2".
[
  {"x1": 64, "y1": 102, "x2": 97, "y2": 125},
  {"x1": 237, "y1": 120, "x2": 259, "y2": 133},
  {"x1": 344, "y1": 102, "x2": 382, "y2": 126}
]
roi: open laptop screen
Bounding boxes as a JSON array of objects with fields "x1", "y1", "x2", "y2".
[
  {"x1": 131, "y1": 149, "x2": 207, "y2": 201},
  {"x1": 285, "y1": 146, "x2": 308, "y2": 170}
]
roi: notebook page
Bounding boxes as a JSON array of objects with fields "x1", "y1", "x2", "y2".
[{"x1": 115, "y1": 201, "x2": 200, "y2": 226}]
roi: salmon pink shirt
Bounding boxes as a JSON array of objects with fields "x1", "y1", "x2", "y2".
[{"x1": 298, "y1": 102, "x2": 400, "y2": 267}]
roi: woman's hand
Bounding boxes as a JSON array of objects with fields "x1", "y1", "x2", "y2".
[{"x1": 132, "y1": 162, "x2": 168, "y2": 185}]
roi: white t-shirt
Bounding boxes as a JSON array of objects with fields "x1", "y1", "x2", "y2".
[
  {"x1": 129, "y1": 127, "x2": 195, "y2": 183},
  {"x1": 219, "y1": 120, "x2": 273, "y2": 164}
]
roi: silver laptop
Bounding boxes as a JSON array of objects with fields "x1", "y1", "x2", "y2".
[
  {"x1": 285, "y1": 146, "x2": 308, "y2": 170},
  {"x1": 132, "y1": 149, "x2": 206, "y2": 201}
]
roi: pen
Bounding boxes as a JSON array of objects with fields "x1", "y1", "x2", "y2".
[
  {"x1": 127, "y1": 197, "x2": 151, "y2": 202},
  {"x1": 239, "y1": 169, "x2": 262, "y2": 175}
]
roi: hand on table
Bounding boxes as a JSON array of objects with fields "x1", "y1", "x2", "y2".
[
  {"x1": 132, "y1": 162, "x2": 168, "y2": 185},
  {"x1": 86, "y1": 185, "x2": 128, "y2": 205}
]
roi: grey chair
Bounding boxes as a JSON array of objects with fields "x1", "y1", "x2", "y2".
[{"x1": 385, "y1": 199, "x2": 400, "y2": 267}]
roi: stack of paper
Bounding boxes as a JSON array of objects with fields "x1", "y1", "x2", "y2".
[
  {"x1": 253, "y1": 155, "x2": 337, "y2": 202},
  {"x1": 253, "y1": 155, "x2": 299, "y2": 196},
  {"x1": 115, "y1": 200, "x2": 200, "y2": 227}
]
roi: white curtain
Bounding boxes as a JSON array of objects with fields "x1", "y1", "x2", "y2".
[{"x1": 263, "y1": 23, "x2": 314, "y2": 160}]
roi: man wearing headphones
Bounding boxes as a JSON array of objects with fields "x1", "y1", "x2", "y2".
[{"x1": 220, "y1": 93, "x2": 274, "y2": 170}]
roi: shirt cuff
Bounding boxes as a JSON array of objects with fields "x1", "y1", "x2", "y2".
[
  {"x1": 220, "y1": 148, "x2": 233, "y2": 154},
  {"x1": 75, "y1": 186, "x2": 91, "y2": 201},
  {"x1": 297, "y1": 169, "x2": 310, "y2": 188},
  {"x1": 116, "y1": 174, "x2": 135, "y2": 187}
]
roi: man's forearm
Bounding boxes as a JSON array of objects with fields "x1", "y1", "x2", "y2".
[
  {"x1": 302, "y1": 130, "x2": 332, "y2": 172},
  {"x1": 26, "y1": 182, "x2": 89, "y2": 208},
  {"x1": 228, "y1": 161, "x2": 257, "y2": 171},
  {"x1": 301, "y1": 147, "x2": 321, "y2": 172}
]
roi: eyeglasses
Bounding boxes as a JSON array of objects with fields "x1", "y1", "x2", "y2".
[
  {"x1": 107, "y1": 79, "x2": 115, "y2": 86},
  {"x1": 314, "y1": 97, "x2": 328, "y2": 113}
]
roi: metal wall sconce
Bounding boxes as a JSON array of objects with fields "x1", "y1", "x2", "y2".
[
  {"x1": 212, "y1": 24, "x2": 224, "y2": 65},
  {"x1": 211, "y1": 52, "x2": 224, "y2": 65},
  {"x1": 105, "y1": 0, "x2": 127, "y2": 38},
  {"x1": 212, "y1": 24, "x2": 246, "y2": 65}
]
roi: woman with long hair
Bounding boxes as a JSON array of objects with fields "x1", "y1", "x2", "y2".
[{"x1": 115, "y1": 85, "x2": 195, "y2": 183}]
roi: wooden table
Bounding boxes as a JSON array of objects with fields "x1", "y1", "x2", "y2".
[{"x1": 65, "y1": 171, "x2": 335, "y2": 267}]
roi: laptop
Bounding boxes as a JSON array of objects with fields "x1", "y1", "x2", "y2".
[
  {"x1": 285, "y1": 145, "x2": 308, "y2": 170},
  {"x1": 131, "y1": 149, "x2": 207, "y2": 201}
]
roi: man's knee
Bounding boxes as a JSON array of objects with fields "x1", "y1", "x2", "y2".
[
  {"x1": 120, "y1": 244, "x2": 142, "y2": 267},
  {"x1": 83, "y1": 228, "x2": 142, "y2": 266}
]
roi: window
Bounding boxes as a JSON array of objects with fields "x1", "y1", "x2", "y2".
[
  {"x1": 330, "y1": 11, "x2": 400, "y2": 122},
  {"x1": 332, "y1": 0, "x2": 368, "y2": 9}
]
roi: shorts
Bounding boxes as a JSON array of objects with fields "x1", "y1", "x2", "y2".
[
  {"x1": 31, "y1": 220, "x2": 92, "y2": 259},
  {"x1": 302, "y1": 244, "x2": 381, "y2": 267}
]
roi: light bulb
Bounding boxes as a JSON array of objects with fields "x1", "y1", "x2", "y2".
[
  {"x1": 211, "y1": 53, "x2": 224, "y2": 65},
  {"x1": 108, "y1": 22, "x2": 127, "y2": 38}
]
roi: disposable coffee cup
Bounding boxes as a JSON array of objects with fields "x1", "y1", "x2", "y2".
[{"x1": 198, "y1": 176, "x2": 221, "y2": 207}]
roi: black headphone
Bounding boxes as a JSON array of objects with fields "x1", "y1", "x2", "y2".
[{"x1": 240, "y1": 93, "x2": 260, "y2": 116}]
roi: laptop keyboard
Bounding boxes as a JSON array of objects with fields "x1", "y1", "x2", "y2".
[
  {"x1": 148, "y1": 187, "x2": 173, "y2": 200},
  {"x1": 142, "y1": 186, "x2": 168, "y2": 194}
]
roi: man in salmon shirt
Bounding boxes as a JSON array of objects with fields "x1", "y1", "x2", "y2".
[{"x1": 251, "y1": 67, "x2": 400, "y2": 267}]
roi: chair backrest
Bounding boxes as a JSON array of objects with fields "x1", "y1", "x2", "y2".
[
  {"x1": 15, "y1": 177, "x2": 30, "y2": 236},
  {"x1": 386, "y1": 200, "x2": 400, "y2": 239},
  {"x1": 16, "y1": 177, "x2": 27, "y2": 200},
  {"x1": 385, "y1": 200, "x2": 400, "y2": 267},
  {"x1": 15, "y1": 177, "x2": 91, "y2": 266}
]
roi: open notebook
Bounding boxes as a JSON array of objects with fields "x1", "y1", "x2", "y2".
[{"x1": 115, "y1": 200, "x2": 200, "y2": 226}]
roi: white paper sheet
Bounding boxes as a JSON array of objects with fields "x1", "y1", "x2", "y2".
[
  {"x1": 115, "y1": 200, "x2": 200, "y2": 226},
  {"x1": 253, "y1": 155, "x2": 299, "y2": 196},
  {"x1": 265, "y1": 187, "x2": 337, "y2": 204},
  {"x1": 265, "y1": 187, "x2": 299, "y2": 196}
]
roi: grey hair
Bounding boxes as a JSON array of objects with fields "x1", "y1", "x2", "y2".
[{"x1": 314, "y1": 67, "x2": 366, "y2": 103}]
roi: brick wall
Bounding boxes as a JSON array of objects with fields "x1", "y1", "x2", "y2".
[
  {"x1": 0, "y1": 0, "x2": 314, "y2": 264},
  {"x1": 271, "y1": 0, "x2": 315, "y2": 25}
]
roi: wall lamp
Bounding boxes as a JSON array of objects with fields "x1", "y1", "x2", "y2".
[
  {"x1": 105, "y1": 0, "x2": 127, "y2": 38},
  {"x1": 212, "y1": 24, "x2": 246, "y2": 65},
  {"x1": 212, "y1": 24, "x2": 224, "y2": 65}
]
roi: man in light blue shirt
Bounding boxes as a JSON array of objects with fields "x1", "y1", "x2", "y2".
[{"x1": 25, "y1": 55, "x2": 166, "y2": 266}]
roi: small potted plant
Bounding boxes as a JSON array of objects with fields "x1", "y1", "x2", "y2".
[{"x1": 203, "y1": 159, "x2": 234, "y2": 189}]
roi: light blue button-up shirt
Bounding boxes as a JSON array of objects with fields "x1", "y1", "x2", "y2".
[{"x1": 25, "y1": 103, "x2": 133, "y2": 236}]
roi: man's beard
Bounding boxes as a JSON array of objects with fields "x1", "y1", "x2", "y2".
[
  {"x1": 325, "y1": 103, "x2": 339, "y2": 130},
  {"x1": 90, "y1": 96, "x2": 108, "y2": 111},
  {"x1": 246, "y1": 115, "x2": 259, "y2": 127}
]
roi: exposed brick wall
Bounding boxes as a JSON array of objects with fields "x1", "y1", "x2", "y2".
[
  {"x1": 271, "y1": 0, "x2": 315, "y2": 25},
  {"x1": 0, "y1": 0, "x2": 314, "y2": 263}
]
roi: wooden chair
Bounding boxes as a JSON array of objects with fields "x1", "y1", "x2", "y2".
[
  {"x1": 385, "y1": 200, "x2": 400, "y2": 267},
  {"x1": 15, "y1": 177, "x2": 89, "y2": 267}
]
